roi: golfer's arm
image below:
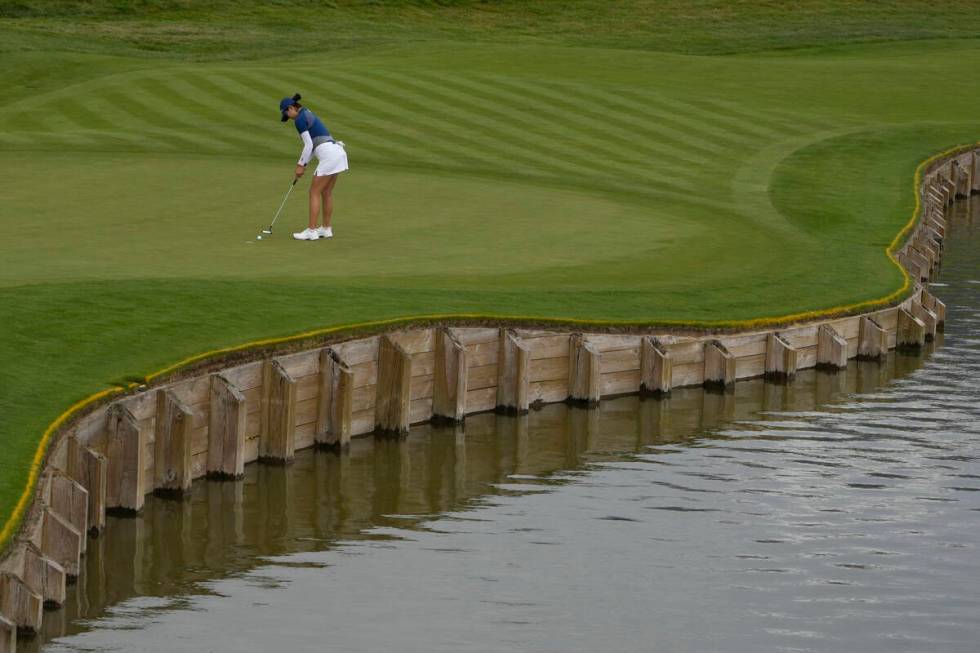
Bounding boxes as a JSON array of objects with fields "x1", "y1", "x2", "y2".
[{"x1": 297, "y1": 131, "x2": 314, "y2": 166}]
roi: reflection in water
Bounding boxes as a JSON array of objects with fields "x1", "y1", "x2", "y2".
[{"x1": 32, "y1": 197, "x2": 980, "y2": 653}]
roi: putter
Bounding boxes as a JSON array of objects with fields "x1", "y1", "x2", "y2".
[{"x1": 262, "y1": 177, "x2": 299, "y2": 235}]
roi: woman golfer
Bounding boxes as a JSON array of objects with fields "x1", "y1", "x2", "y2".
[{"x1": 279, "y1": 93, "x2": 348, "y2": 241}]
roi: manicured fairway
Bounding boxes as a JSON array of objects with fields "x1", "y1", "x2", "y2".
[{"x1": 2, "y1": 2, "x2": 980, "y2": 545}]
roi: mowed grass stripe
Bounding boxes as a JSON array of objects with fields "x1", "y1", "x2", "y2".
[
  {"x1": 423, "y1": 71, "x2": 720, "y2": 170},
  {"x1": 227, "y1": 69, "x2": 487, "y2": 171},
  {"x1": 482, "y1": 74, "x2": 733, "y2": 161},
  {"x1": 368, "y1": 71, "x2": 701, "y2": 192},
  {"x1": 381, "y1": 71, "x2": 705, "y2": 188},
  {"x1": 533, "y1": 79, "x2": 782, "y2": 150},
  {"x1": 292, "y1": 70, "x2": 588, "y2": 181},
  {"x1": 617, "y1": 87, "x2": 811, "y2": 142}
]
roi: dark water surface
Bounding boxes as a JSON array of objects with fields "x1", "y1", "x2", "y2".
[{"x1": 33, "y1": 199, "x2": 980, "y2": 652}]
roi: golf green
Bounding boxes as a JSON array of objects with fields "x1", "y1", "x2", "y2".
[{"x1": 2, "y1": 2, "x2": 980, "y2": 548}]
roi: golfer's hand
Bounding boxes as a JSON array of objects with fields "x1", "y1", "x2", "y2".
[{"x1": 294, "y1": 164, "x2": 306, "y2": 178}]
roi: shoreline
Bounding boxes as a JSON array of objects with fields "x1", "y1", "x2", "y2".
[{"x1": 0, "y1": 144, "x2": 976, "y2": 647}]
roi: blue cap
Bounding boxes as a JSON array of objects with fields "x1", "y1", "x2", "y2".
[{"x1": 279, "y1": 97, "x2": 295, "y2": 122}]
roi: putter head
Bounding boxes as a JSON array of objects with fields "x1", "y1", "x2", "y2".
[{"x1": 262, "y1": 228, "x2": 273, "y2": 234}]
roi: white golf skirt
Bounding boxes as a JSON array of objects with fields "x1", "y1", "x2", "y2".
[{"x1": 313, "y1": 141, "x2": 348, "y2": 177}]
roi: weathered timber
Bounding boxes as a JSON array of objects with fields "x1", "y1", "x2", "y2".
[
  {"x1": 907, "y1": 248, "x2": 931, "y2": 281},
  {"x1": 105, "y1": 404, "x2": 145, "y2": 513},
  {"x1": 433, "y1": 328, "x2": 468, "y2": 422},
  {"x1": 22, "y1": 544, "x2": 65, "y2": 609},
  {"x1": 208, "y1": 374, "x2": 247, "y2": 478},
  {"x1": 640, "y1": 336, "x2": 672, "y2": 396},
  {"x1": 0, "y1": 573, "x2": 41, "y2": 635},
  {"x1": 972, "y1": 151, "x2": 980, "y2": 193},
  {"x1": 567, "y1": 334, "x2": 601, "y2": 406},
  {"x1": 765, "y1": 333, "x2": 799, "y2": 381},
  {"x1": 47, "y1": 473, "x2": 88, "y2": 554},
  {"x1": 375, "y1": 335, "x2": 412, "y2": 435},
  {"x1": 911, "y1": 301, "x2": 938, "y2": 341},
  {"x1": 153, "y1": 389, "x2": 194, "y2": 495},
  {"x1": 816, "y1": 324, "x2": 848, "y2": 370},
  {"x1": 920, "y1": 288, "x2": 947, "y2": 328},
  {"x1": 41, "y1": 508, "x2": 81, "y2": 580},
  {"x1": 897, "y1": 307, "x2": 926, "y2": 350},
  {"x1": 317, "y1": 348, "x2": 353, "y2": 448},
  {"x1": 65, "y1": 437, "x2": 106, "y2": 535},
  {"x1": 703, "y1": 340, "x2": 735, "y2": 389},
  {"x1": 858, "y1": 316, "x2": 888, "y2": 360},
  {"x1": 261, "y1": 359, "x2": 297, "y2": 463},
  {"x1": 0, "y1": 614, "x2": 14, "y2": 653},
  {"x1": 496, "y1": 329, "x2": 530, "y2": 414}
]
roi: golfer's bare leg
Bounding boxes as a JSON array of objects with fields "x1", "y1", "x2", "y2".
[
  {"x1": 309, "y1": 175, "x2": 329, "y2": 229},
  {"x1": 321, "y1": 174, "x2": 338, "y2": 229}
]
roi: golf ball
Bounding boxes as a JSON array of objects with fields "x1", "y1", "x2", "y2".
[{"x1": 257, "y1": 235, "x2": 262, "y2": 240}]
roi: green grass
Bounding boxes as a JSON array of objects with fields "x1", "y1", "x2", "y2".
[{"x1": 2, "y1": 1, "x2": 980, "y2": 547}]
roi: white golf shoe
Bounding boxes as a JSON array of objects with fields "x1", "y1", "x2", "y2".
[
  {"x1": 317, "y1": 226, "x2": 333, "y2": 239},
  {"x1": 292, "y1": 228, "x2": 320, "y2": 241}
]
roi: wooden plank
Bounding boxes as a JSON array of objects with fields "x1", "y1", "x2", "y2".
[
  {"x1": 568, "y1": 334, "x2": 601, "y2": 406},
  {"x1": 66, "y1": 437, "x2": 107, "y2": 535},
  {"x1": 411, "y1": 351, "x2": 436, "y2": 378},
  {"x1": 221, "y1": 361, "x2": 264, "y2": 391},
  {"x1": 640, "y1": 336, "x2": 671, "y2": 396},
  {"x1": 333, "y1": 336, "x2": 380, "y2": 365},
  {"x1": 521, "y1": 333, "x2": 570, "y2": 360},
  {"x1": 41, "y1": 508, "x2": 82, "y2": 580},
  {"x1": 105, "y1": 404, "x2": 145, "y2": 513},
  {"x1": 410, "y1": 397, "x2": 433, "y2": 425},
  {"x1": 390, "y1": 328, "x2": 434, "y2": 355},
  {"x1": 496, "y1": 329, "x2": 529, "y2": 414},
  {"x1": 736, "y1": 353, "x2": 766, "y2": 380},
  {"x1": 351, "y1": 361, "x2": 378, "y2": 389},
  {"x1": 22, "y1": 544, "x2": 66, "y2": 609},
  {"x1": 465, "y1": 387, "x2": 497, "y2": 413},
  {"x1": 466, "y1": 364, "x2": 497, "y2": 391},
  {"x1": 294, "y1": 397, "x2": 318, "y2": 426},
  {"x1": 375, "y1": 335, "x2": 412, "y2": 435},
  {"x1": 920, "y1": 287, "x2": 947, "y2": 328},
  {"x1": 765, "y1": 333, "x2": 799, "y2": 381},
  {"x1": 703, "y1": 340, "x2": 735, "y2": 389},
  {"x1": 897, "y1": 307, "x2": 926, "y2": 350},
  {"x1": 0, "y1": 613, "x2": 15, "y2": 653},
  {"x1": 452, "y1": 326, "x2": 499, "y2": 345},
  {"x1": 351, "y1": 409, "x2": 375, "y2": 437},
  {"x1": 433, "y1": 327, "x2": 468, "y2": 423},
  {"x1": 583, "y1": 333, "x2": 641, "y2": 352},
  {"x1": 261, "y1": 358, "x2": 297, "y2": 463},
  {"x1": 153, "y1": 389, "x2": 194, "y2": 495},
  {"x1": 858, "y1": 316, "x2": 888, "y2": 360},
  {"x1": 530, "y1": 379, "x2": 569, "y2": 404},
  {"x1": 600, "y1": 370, "x2": 641, "y2": 397},
  {"x1": 275, "y1": 349, "x2": 320, "y2": 379},
  {"x1": 599, "y1": 346, "x2": 640, "y2": 374},
  {"x1": 911, "y1": 301, "x2": 938, "y2": 341},
  {"x1": 529, "y1": 356, "x2": 568, "y2": 383},
  {"x1": 817, "y1": 324, "x2": 848, "y2": 370},
  {"x1": 0, "y1": 573, "x2": 42, "y2": 635},
  {"x1": 208, "y1": 373, "x2": 247, "y2": 478},
  {"x1": 467, "y1": 340, "x2": 499, "y2": 367},
  {"x1": 351, "y1": 385, "x2": 375, "y2": 412},
  {"x1": 47, "y1": 472, "x2": 88, "y2": 554},
  {"x1": 316, "y1": 348, "x2": 353, "y2": 449}
]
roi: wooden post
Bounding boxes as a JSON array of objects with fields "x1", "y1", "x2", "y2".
[
  {"x1": 765, "y1": 333, "x2": 799, "y2": 381},
  {"x1": 0, "y1": 573, "x2": 42, "y2": 635},
  {"x1": 817, "y1": 324, "x2": 848, "y2": 370},
  {"x1": 375, "y1": 335, "x2": 412, "y2": 435},
  {"x1": 22, "y1": 544, "x2": 66, "y2": 609},
  {"x1": 495, "y1": 329, "x2": 529, "y2": 414},
  {"x1": 897, "y1": 307, "x2": 926, "y2": 350},
  {"x1": 261, "y1": 359, "x2": 297, "y2": 463},
  {"x1": 920, "y1": 288, "x2": 947, "y2": 329},
  {"x1": 153, "y1": 389, "x2": 194, "y2": 495},
  {"x1": 907, "y1": 248, "x2": 931, "y2": 281},
  {"x1": 567, "y1": 334, "x2": 601, "y2": 406},
  {"x1": 0, "y1": 614, "x2": 14, "y2": 653},
  {"x1": 105, "y1": 404, "x2": 145, "y2": 513},
  {"x1": 972, "y1": 150, "x2": 980, "y2": 194},
  {"x1": 41, "y1": 508, "x2": 82, "y2": 580},
  {"x1": 48, "y1": 472, "x2": 88, "y2": 554},
  {"x1": 911, "y1": 301, "x2": 938, "y2": 341},
  {"x1": 66, "y1": 437, "x2": 107, "y2": 536},
  {"x1": 433, "y1": 328, "x2": 468, "y2": 422},
  {"x1": 208, "y1": 374, "x2": 247, "y2": 478},
  {"x1": 857, "y1": 316, "x2": 888, "y2": 360},
  {"x1": 316, "y1": 348, "x2": 353, "y2": 448},
  {"x1": 640, "y1": 336, "x2": 671, "y2": 396},
  {"x1": 703, "y1": 340, "x2": 735, "y2": 389}
]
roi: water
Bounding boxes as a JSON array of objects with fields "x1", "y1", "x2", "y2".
[{"x1": 31, "y1": 198, "x2": 980, "y2": 652}]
